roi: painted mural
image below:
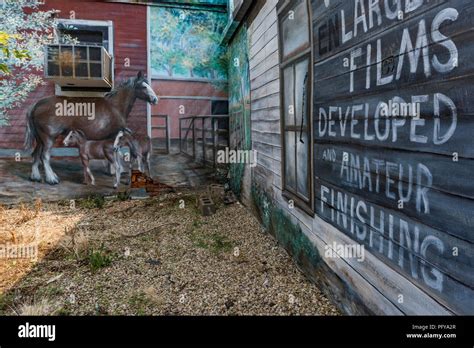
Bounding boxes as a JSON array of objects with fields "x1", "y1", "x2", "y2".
[
  {"x1": 227, "y1": 25, "x2": 250, "y2": 197},
  {"x1": 150, "y1": 6, "x2": 228, "y2": 80}
]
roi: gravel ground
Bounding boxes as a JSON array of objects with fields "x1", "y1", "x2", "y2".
[{"x1": 0, "y1": 190, "x2": 340, "y2": 316}]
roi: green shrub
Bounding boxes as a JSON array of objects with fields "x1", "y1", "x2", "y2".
[
  {"x1": 78, "y1": 194, "x2": 105, "y2": 209},
  {"x1": 88, "y1": 246, "x2": 112, "y2": 272}
]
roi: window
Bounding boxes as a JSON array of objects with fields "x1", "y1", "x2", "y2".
[
  {"x1": 278, "y1": 0, "x2": 313, "y2": 213},
  {"x1": 52, "y1": 19, "x2": 114, "y2": 97},
  {"x1": 57, "y1": 20, "x2": 112, "y2": 52}
]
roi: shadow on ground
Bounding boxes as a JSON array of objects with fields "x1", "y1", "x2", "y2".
[{"x1": 0, "y1": 148, "x2": 216, "y2": 205}]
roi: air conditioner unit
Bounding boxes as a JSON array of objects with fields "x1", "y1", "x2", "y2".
[{"x1": 44, "y1": 44, "x2": 112, "y2": 88}]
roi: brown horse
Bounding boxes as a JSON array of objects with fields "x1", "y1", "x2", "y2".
[{"x1": 24, "y1": 71, "x2": 158, "y2": 185}]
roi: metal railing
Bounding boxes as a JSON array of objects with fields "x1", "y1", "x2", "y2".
[
  {"x1": 151, "y1": 114, "x2": 170, "y2": 154},
  {"x1": 179, "y1": 115, "x2": 229, "y2": 167}
]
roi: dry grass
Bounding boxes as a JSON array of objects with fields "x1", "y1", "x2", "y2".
[
  {"x1": 58, "y1": 228, "x2": 90, "y2": 260},
  {"x1": 0, "y1": 191, "x2": 340, "y2": 316},
  {"x1": 15, "y1": 298, "x2": 58, "y2": 316},
  {"x1": 0, "y1": 201, "x2": 84, "y2": 295}
]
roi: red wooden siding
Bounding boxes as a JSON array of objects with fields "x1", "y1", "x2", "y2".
[{"x1": 0, "y1": 0, "x2": 148, "y2": 151}]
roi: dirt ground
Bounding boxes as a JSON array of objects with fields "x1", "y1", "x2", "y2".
[{"x1": 0, "y1": 190, "x2": 340, "y2": 316}]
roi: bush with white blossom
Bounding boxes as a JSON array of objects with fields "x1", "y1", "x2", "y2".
[{"x1": 0, "y1": 0, "x2": 60, "y2": 126}]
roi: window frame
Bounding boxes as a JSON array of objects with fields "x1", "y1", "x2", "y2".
[
  {"x1": 54, "y1": 19, "x2": 114, "y2": 97},
  {"x1": 278, "y1": 0, "x2": 314, "y2": 215}
]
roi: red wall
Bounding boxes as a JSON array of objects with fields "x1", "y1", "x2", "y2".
[
  {"x1": 151, "y1": 79, "x2": 227, "y2": 139},
  {"x1": 0, "y1": 0, "x2": 148, "y2": 150}
]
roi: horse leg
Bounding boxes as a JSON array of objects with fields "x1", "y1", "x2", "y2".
[
  {"x1": 137, "y1": 155, "x2": 144, "y2": 173},
  {"x1": 30, "y1": 143, "x2": 43, "y2": 182},
  {"x1": 113, "y1": 161, "x2": 120, "y2": 189},
  {"x1": 126, "y1": 159, "x2": 133, "y2": 185},
  {"x1": 41, "y1": 137, "x2": 60, "y2": 185},
  {"x1": 86, "y1": 165, "x2": 95, "y2": 186},
  {"x1": 145, "y1": 152, "x2": 152, "y2": 178},
  {"x1": 106, "y1": 151, "x2": 120, "y2": 189},
  {"x1": 80, "y1": 156, "x2": 90, "y2": 185}
]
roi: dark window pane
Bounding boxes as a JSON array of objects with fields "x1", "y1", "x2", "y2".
[
  {"x1": 281, "y1": 0, "x2": 309, "y2": 58},
  {"x1": 90, "y1": 63, "x2": 102, "y2": 78},
  {"x1": 62, "y1": 29, "x2": 103, "y2": 46},
  {"x1": 285, "y1": 131, "x2": 296, "y2": 191},
  {"x1": 296, "y1": 132, "x2": 309, "y2": 199},
  {"x1": 89, "y1": 47, "x2": 101, "y2": 61},
  {"x1": 61, "y1": 65, "x2": 73, "y2": 77},
  {"x1": 75, "y1": 46, "x2": 88, "y2": 60},
  {"x1": 47, "y1": 62, "x2": 59, "y2": 77},
  {"x1": 76, "y1": 63, "x2": 88, "y2": 77},
  {"x1": 295, "y1": 58, "x2": 309, "y2": 128},
  {"x1": 283, "y1": 65, "x2": 295, "y2": 126},
  {"x1": 47, "y1": 46, "x2": 59, "y2": 61}
]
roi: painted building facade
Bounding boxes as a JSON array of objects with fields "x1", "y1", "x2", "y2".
[
  {"x1": 0, "y1": 0, "x2": 149, "y2": 153},
  {"x1": 149, "y1": 4, "x2": 228, "y2": 142},
  {"x1": 226, "y1": 0, "x2": 473, "y2": 314}
]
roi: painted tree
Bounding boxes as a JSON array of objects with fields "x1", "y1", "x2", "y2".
[
  {"x1": 150, "y1": 7, "x2": 227, "y2": 80},
  {"x1": 0, "y1": 0, "x2": 60, "y2": 126}
]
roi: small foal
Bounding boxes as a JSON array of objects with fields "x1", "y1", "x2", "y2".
[
  {"x1": 64, "y1": 130, "x2": 122, "y2": 188},
  {"x1": 114, "y1": 129, "x2": 153, "y2": 178}
]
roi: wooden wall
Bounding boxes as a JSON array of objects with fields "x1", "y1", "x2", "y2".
[
  {"x1": 239, "y1": 0, "x2": 473, "y2": 314},
  {"x1": 312, "y1": 0, "x2": 473, "y2": 314},
  {"x1": 0, "y1": 0, "x2": 148, "y2": 151}
]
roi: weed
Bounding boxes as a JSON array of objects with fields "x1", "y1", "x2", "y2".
[
  {"x1": 16, "y1": 298, "x2": 58, "y2": 316},
  {"x1": 128, "y1": 292, "x2": 148, "y2": 316},
  {"x1": 117, "y1": 191, "x2": 131, "y2": 201},
  {"x1": 34, "y1": 198, "x2": 42, "y2": 216},
  {"x1": 16, "y1": 202, "x2": 36, "y2": 225},
  {"x1": 37, "y1": 285, "x2": 63, "y2": 299},
  {"x1": 59, "y1": 228, "x2": 89, "y2": 260},
  {"x1": 56, "y1": 307, "x2": 71, "y2": 316},
  {"x1": 88, "y1": 245, "x2": 112, "y2": 272},
  {"x1": 191, "y1": 231, "x2": 233, "y2": 254},
  {"x1": 78, "y1": 194, "x2": 105, "y2": 209},
  {"x1": 0, "y1": 292, "x2": 14, "y2": 313},
  {"x1": 128, "y1": 287, "x2": 163, "y2": 315}
]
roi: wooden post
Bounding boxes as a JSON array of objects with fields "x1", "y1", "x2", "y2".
[
  {"x1": 212, "y1": 117, "x2": 216, "y2": 168},
  {"x1": 202, "y1": 117, "x2": 206, "y2": 165},
  {"x1": 166, "y1": 115, "x2": 170, "y2": 154},
  {"x1": 179, "y1": 118, "x2": 182, "y2": 154},
  {"x1": 192, "y1": 117, "x2": 196, "y2": 160}
]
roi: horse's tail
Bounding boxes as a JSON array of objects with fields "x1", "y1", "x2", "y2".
[{"x1": 24, "y1": 106, "x2": 37, "y2": 152}]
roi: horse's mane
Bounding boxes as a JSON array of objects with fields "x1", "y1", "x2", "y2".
[{"x1": 105, "y1": 76, "x2": 141, "y2": 99}]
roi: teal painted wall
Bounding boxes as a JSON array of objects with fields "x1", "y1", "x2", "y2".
[{"x1": 227, "y1": 24, "x2": 251, "y2": 198}]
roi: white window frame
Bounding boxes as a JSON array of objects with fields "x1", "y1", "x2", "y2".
[{"x1": 54, "y1": 19, "x2": 114, "y2": 97}]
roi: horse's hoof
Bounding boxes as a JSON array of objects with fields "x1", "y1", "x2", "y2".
[
  {"x1": 30, "y1": 175, "x2": 42, "y2": 182},
  {"x1": 45, "y1": 177, "x2": 60, "y2": 185}
]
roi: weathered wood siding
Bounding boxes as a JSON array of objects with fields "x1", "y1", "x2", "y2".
[
  {"x1": 312, "y1": 0, "x2": 473, "y2": 314},
  {"x1": 240, "y1": 0, "x2": 472, "y2": 314},
  {"x1": 249, "y1": 0, "x2": 282, "y2": 193}
]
